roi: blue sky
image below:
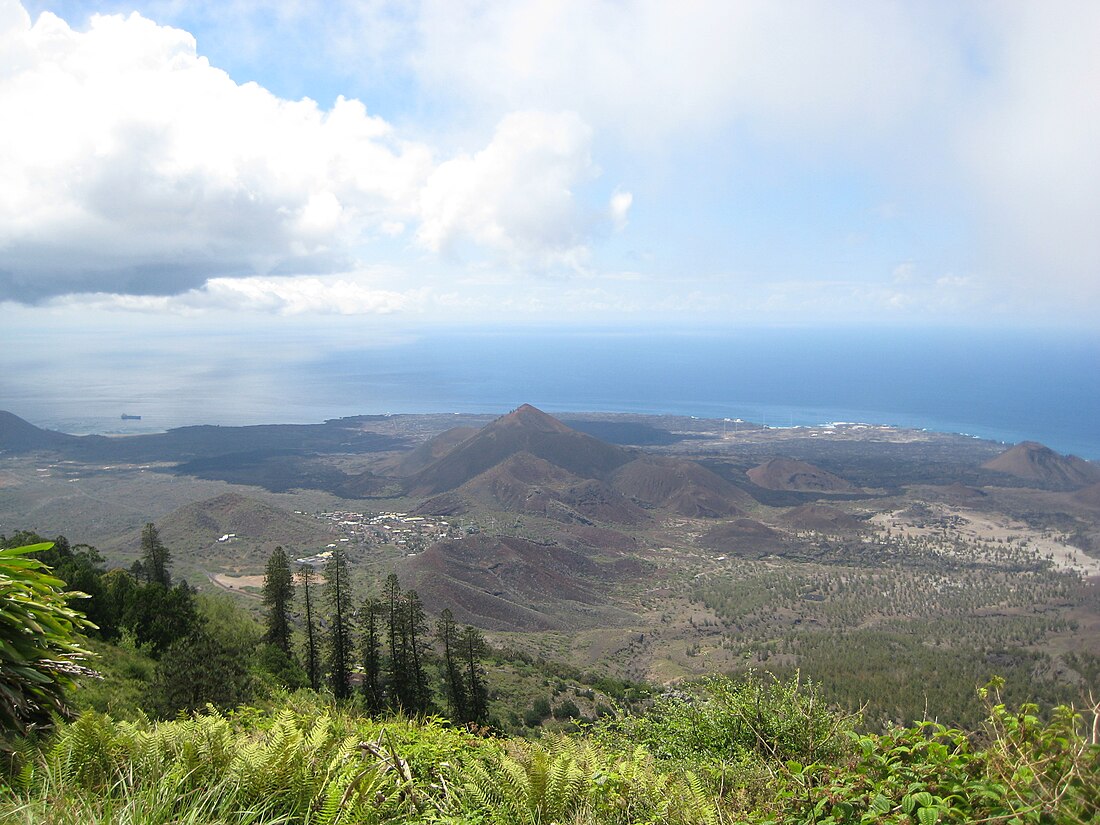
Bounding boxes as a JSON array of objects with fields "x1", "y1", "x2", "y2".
[{"x1": 2, "y1": 0, "x2": 1099, "y2": 331}]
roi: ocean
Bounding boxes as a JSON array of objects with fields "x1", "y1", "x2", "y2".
[{"x1": 3, "y1": 326, "x2": 1098, "y2": 459}]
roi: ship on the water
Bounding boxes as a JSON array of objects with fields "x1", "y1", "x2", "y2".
[{"x1": 121, "y1": 414, "x2": 142, "y2": 420}]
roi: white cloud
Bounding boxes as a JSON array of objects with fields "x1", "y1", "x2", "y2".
[
  {"x1": 6, "y1": 0, "x2": 1099, "y2": 322},
  {"x1": 412, "y1": 0, "x2": 951, "y2": 148},
  {"x1": 50, "y1": 272, "x2": 418, "y2": 315},
  {"x1": 892, "y1": 262, "x2": 916, "y2": 284},
  {"x1": 958, "y1": 2, "x2": 1100, "y2": 304},
  {"x1": 416, "y1": 110, "x2": 596, "y2": 269},
  {"x1": 408, "y1": 0, "x2": 1099, "y2": 313},
  {"x1": 0, "y1": 4, "x2": 618, "y2": 303},
  {"x1": 0, "y1": 4, "x2": 433, "y2": 299},
  {"x1": 609, "y1": 191, "x2": 632, "y2": 232}
]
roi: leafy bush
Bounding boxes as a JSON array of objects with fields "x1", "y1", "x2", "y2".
[
  {"x1": 0, "y1": 543, "x2": 96, "y2": 744},
  {"x1": 595, "y1": 672, "x2": 855, "y2": 766},
  {"x1": 553, "y1": 698, "x2": 581, "y2": 720},
  {"x1": 523, "y1": 696, "x2": 552, "y2": 727},
  {"x1": 765, "y1": 679, "x2": 1100, "y2": 824}
]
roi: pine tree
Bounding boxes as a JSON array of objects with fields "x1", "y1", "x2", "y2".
[
  {"x1": 437, "y1": 608, "x2": 468, "y2": 721},
  {"x1": 404, "y1": 589, "x2": 431, "y2": 715},
  {"x1": 150, "y1": 629, "x2": 254, "y2": 717},
  {"x1": 360, "y1": 597, "x2": 384, "y2": 714},
  {"x1": 298, "y1": 564, "x2": 320, "y2": 691},
  {"x1": 324, "y1": 545, "x2": 353, "y2": 700},
  {"x1": 383, "y1": 573, "x2": 408, "y2": 710},
  {"x1": 261, "y1": 546, "x2": 294, "y2": 654},
  {"x1": 462, "y1": 625, "x2": 489, "y2": 724},
  {"x1": 140, "y1": 522, "x2": 171, "y2": 587}
]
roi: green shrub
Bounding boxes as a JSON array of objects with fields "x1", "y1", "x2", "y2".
[
  {"x1": 460, "y1": 734, "x2": 718, "y2": 825},
  {"x1": 553, "y1": 699, "x2": 581, "y2": 720},
  {"x1": 0, "y1": 543, "x2": 97, "y2": 744},
  {"x1": 765, "y1": 680, "x2": 1100, "y2": 824},
  {"x1": 595, "y1": 672, "x2": 855, "y2": 766},
  {"x1": 10, "y1": 700, "x2": 492, "y2": 824}
]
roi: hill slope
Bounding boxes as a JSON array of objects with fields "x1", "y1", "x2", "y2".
[
  {"x1": 611, "y1": 456, "x2": 753, "y2": 517},
  {"x1": 408, "y1": 405, "x2": 636, "y2": 496},
  {"x1": 0, "y1": 410, "x2": 83, "y2": 452},
  {"x1": 778, "y1": 503, "x2": 863, "y2": 533},
  {"x1": 697, "y1": 518, "x2": 789, "y2": 558},
  {"x1": 746, "y1": 457, "x2": 858, "y2": 493},
  {"x1": 982, "y1": 441, "x2": 1100, "y2": 488},
  {"x1": 153, "y1": 493, "x2": 328, "y2": 570},
  {"x1": 392, "y1": 426, "x2": 480, "y2": 476},
  {"x1": 398, "y1": 534, "x2": 641, "y2": 630}
]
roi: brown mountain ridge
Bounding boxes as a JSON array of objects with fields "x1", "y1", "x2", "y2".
[
  {"x1": 406, "y1": 405, "x2": 753, "y2": 525},
  {"x1": 746, "y1": 457, "x2": 858, "y2": 493},
  {"x1": 982, "y1": 441, "x2": 1100, "y2": 489},
  {"x1": 407, "y1": 405, "x2": 637, "y2": 496},
  {"x1": 611, "y1": 456, "x2": 754, "y2": 518},
  {"x1": 447, "y1": 452, "x2": 650, "y2": 525},
  {"x1": 398, "y1": 534, "x2": 641, "y2": 630}
]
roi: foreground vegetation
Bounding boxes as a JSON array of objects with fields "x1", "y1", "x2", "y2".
[
  {"x1": 2, "y1": 675, "x2": 1098, "y2": 824},
  {"x1": 3, "y1": 532, "x2": 1099, "y2": 823}
]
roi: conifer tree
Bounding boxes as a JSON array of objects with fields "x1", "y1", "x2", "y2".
[
  {"x1": 324, "y1": 545, "x2": 353, "y2": 700},
  {"x1": 462, "y1": 625, "x2": 489, "y2": 724},
  {"x1": 298, "y1": 564, "x2": 320, "y2": 691},
  {"x1": 383, "y1": 573, "x2": 408, "y2": 710},
  {"x1": 140, "y1": 522, "x2": 171, "y2": 587},
  {"x1": 437, "y1": 608, "x2": 467, "y2": 721},
  {"x1": 261, "y1": 546, "x2": 294, "y2": 654},
  {"x1": 122, "y1": 580, "x2": 198, "y2": 655},
  {"x1": 360, "y1": 597, "x2": 384, "y2": 714},
  {"x1": 404, "y1": 589, "x2": 431, "y2": 714}
]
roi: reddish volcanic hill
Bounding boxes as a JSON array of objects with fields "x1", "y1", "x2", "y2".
[
  {"x1": 779, "y1": 503, "x2": 863, "y2": 534},
  {"x1": 416, "y1": 451, "x2": 649, "y2": 525},
  {"x1": 554, "y1": 479, "x2": 651, "y2": 525},
  {"x1": 408, "y1": 404, "x2": 636, "y2": 496},
  {"x1": 611, "y1": 456, "x2": 753, "y2": 518},
  {"x1": 398, "y1": 535, "x2": 637, "y2": 630},
  {"x1": 982, "y1": 442, "x2": 1100, "y2": 488},
  {"x1": 746, "y1": 457, "x2": 857, "y2": 493},
  {"x1": 1072, "y1": 482, "x2": 1100, "y2": 509},
  {"x1": 420, "y1": 452, "x2": 648, "y2": 525},
  {"x1": 697, "y1": 518, "x2": 788, "y2": 558},
  {"x1": 393, "y1": 426, "x2": 479, "y2": 476},
  {"x1": 460, "y1": 452, "x2": 579, "y2": 512}
]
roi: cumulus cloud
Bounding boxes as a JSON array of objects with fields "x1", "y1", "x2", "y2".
[
  {"x1": 0, "y1": 4, "x2": 433, "y2": 300},
  {"x1": 409, "y1": 0, "x2": 1100, "y2": 310},
  {"x1": 0, "y1": 3, "x2": 615, "y2": 305},
  {"x1": 416, "y1": 110, "x2": 596, "y2": 269},
  {"x1": 6, "y1": 0, "x2": 1099, "y2": 321}
]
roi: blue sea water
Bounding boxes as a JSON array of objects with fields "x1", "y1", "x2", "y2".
[{"x1": 2, "y1": 326, "x2": 1098, "y2": 459}]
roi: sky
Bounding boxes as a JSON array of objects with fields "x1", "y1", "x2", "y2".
[{"x1": 2, "y1": 0, "x2": 1099, "y2": 333}]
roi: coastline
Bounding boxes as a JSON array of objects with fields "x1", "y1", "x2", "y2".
[{"x1": 17, "y1": 406, "x2": 1083, "y2": 459}]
